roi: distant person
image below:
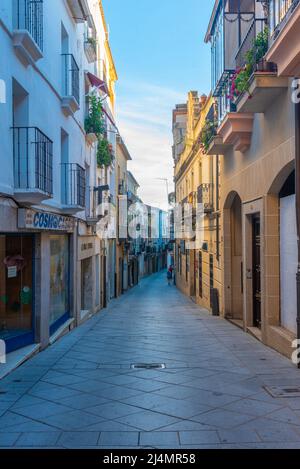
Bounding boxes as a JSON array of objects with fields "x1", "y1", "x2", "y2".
[{"x1": 167, "y1": 266, "x2": 173, "y2": 286}]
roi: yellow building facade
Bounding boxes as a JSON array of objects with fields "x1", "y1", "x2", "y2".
[{"x1": 173, "y1": 92, "x2": 223, "y2": 314}]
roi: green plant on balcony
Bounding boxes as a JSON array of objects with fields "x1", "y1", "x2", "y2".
[
  {"x1": 228, "y1": 27, "x2": 269, "y2": 100},
  {"x1": 85, "y1": 95, "x2": 105, "y2": 136},
  {"x1": 86, "y1": 36, "x2": 97, "y2": 49},
  {"x1": 200, "y1": 118, "x2": 218, "y2": 153},
  {"x1": 97, "y1": 137, "x2": 114, "y2": 168}
]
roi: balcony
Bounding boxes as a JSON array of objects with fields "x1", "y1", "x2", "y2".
[
  {"x1": 235, "y1": 18, "x2": 267, "y2": 70},
  {"x1": 61, "y1": 163, "x2": 86, "y2": 214},
  {"x1": 84, "y1": 25, "x2": 97, "y2": 64},
  {"x1": 208, "y1": 6, "x2": 260, "y2": 97},
  {"x1": 218, "y1": 113, "x2": 254, "y2": 153},
  {"x1": 66, "y1": 0, "x2": 90, "y2": 23},
  {"x1": 118, "y1": 181, "x2": 127, "y2": 195},
  {"x1": 61, "y1": 54, "x2": 80, "y2": 116},
  {"x1": 12, "y1": 127, "x2": 53, "y2": 204},
  {"x1": 236, "y1": 72, "x2": 288, "y2": 113},
  {"x1": 266, "y1": 0, "x2": 300, "y2": 76},
  {"x1": 13, "y1": 0, "x2": 43, "y2": 65},
  {"x1": 206, "y1": 135, "x2": 230, "y2": 155},
  {"x1": 197, "y1": 184, "x2": 214, "y2": 213}
]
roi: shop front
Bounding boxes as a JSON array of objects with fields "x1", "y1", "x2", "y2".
[
  {"x1": 0, "y1": 234, "x2": 35, "y2": 353},
  {"x1": 78, "y1": 235, "x2": 101, "y2": 322},
  {"x1": 18, "y1": 208, "x2": 75, "y2": 344}
]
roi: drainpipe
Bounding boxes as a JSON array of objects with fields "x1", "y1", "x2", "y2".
[{"x1": 295, "y1": 93, "x2": 300, "y2": 369}]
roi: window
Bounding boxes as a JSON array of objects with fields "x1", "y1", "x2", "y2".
[{"x1": 0, "y1": 235, "x2": 34, "y2": 352}]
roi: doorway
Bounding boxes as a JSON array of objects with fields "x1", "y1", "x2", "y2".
[
  {"x1": 190, "y1": 250, "x2": 196, "y2": 298},
  {"x1": 102, "y1": 256, "x2": 107, "y2": 308},
  {"x1": 223, "y1": 193, "x2": 243, "y2": 322}
]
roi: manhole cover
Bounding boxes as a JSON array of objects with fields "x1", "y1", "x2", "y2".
[
  {"x1": 131, "y1": 363, "x2": 166, "y2": 370},
  {"x1": 264, "y1": 386, "x2": 300, "y2": 398}
]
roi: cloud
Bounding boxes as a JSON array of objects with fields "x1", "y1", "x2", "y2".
[{"x1": 116, "y1": 80, "x2": 185, "y2": 209}]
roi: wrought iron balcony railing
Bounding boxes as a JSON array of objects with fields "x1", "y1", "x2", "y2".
[
  {"x1": 15, "y1": 0, "x2": 43, "y2": 51},
  {"x1": 61, "y1": 53, "x2": 80, "y2": 105},
  {"x1": 197, "y1": 183, "x2": 214, "y2": 213},
  {"x1": 61, "y1": 163, "x2": 86, "y2": 208},
  {"x1": 270, "y1": 0, "x2": 299, "y2": 38},
  {"x1": 12, "y1": 126, "x2": 53, "y2": 195},
  {"x1": 118, "y1": 181, "x2": 127, "y2": 195},
  {"x1": 84, "y1": 24, "x2": 97, "y2": 63},
  {"x1": 235, "y1": 18, "x2": 267, "y2": 71}
]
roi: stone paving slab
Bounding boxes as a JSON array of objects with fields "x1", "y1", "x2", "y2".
[{"x1": 1, "y1": 272, "x2": 300, "y2": 448}]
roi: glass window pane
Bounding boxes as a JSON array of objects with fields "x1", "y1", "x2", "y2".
[{"x1": 49, "y1": 235, "x2": 69, "y2": 326}]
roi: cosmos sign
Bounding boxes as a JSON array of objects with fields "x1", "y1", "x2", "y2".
[{"x1": 18, "y1": 209, "x2": 75, "y2": 232}]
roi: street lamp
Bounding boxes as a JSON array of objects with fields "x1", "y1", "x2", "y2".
[{"x1": 155, "y1": 178, "x2": 170, "y2": 208}]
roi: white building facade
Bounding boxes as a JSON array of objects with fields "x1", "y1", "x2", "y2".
[{"x1": 0, "y1": 0, "x2": 118, "y2": 356}]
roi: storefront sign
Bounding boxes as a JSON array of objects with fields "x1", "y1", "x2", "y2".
[
  {"x1": 78, "y1": 237, "x2": 100, "y2": 260},
  {"x1": 18, "y1": 209, "x2": 74, "y2": 232}
]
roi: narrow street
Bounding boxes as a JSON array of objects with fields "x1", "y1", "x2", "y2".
[{"x1": 1, "y1": 272, "x2": 300, "y2": 449}]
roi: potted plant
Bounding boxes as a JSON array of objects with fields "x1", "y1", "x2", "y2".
[
  {"x1": 200, "y1": 118, "x2": 218, "y2": 153},
  {"x1": 228, "y1": 27, "x2": 270, "y2": 101},
  {"x1": 97, "y1": 137, "x2": 114, "y2": 168},
  {"x1": 85, "y1": 95, "x2": 104, "y2": 144}
]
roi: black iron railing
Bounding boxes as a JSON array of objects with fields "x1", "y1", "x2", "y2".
[
  {"x1": 61, "y1": 163, "x2": 86, "y2": 208},
  {"x1": 235, "y1": 18, "x2": 267, "y2": 70},
  {"x1": 62, "y1": 54, "x2": 80, "y2": 105},
  {"x1": 270, "y1": 0, "x2": 300, "y2": 40},
  {"x1": 84, "y1": 24, "x2": 97, "y2": 63},
  {"x1": 197, "y1": 183, "x2": 214, "y2": 213},
  {"x1": 12, "y1": 126, "x2": 53, "y2": 195},
  {"x1": 118, "y1": 181, "x2": 126, "y2": 195},
  {"x1": 15, "y1": 0, "x2": 43, "y2": 50}
]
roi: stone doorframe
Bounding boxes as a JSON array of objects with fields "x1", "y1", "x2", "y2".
[{"x1": 223, "y1": 191, "x2": 243, "y2": 322}]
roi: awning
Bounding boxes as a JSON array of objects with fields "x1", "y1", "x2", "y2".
[
  {"x1": 86, "y1": 72, "x2": 118, "y2": 131},
  {"x1": 102, "y1": 107, "x2": 118, "y2": 131},
  {"x1": 86, "y1": 72, "x2": 110, "y2": 96}
]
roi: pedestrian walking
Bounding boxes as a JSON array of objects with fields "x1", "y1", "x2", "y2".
[{"x1": 167, "y1": 266, "x2": 173, "y2": 286}]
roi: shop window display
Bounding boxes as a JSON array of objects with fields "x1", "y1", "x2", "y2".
[
  {"x1": 49, "y1": 235, "x2": 70, "y2": 333},
  {"x1": 0, "y1": 235, "x2": 34, "y2": 351}
]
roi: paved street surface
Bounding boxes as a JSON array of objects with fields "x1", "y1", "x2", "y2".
[{"x1": 1, "y1": 272, "x2": 300, "y2": 449}]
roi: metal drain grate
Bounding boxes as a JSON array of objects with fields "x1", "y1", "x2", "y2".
[
  {"x1": 264, "y1": 385, "x2": 300, "y2": 398},
  {"x1": 131, "y1": 363, "x2": 166, "y2": 370}
]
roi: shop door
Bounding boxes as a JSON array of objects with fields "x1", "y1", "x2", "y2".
[
  {"x1": 190, "y1": 250, "x2": 196, "y2": 297},
  {"x1": 280, "y1": 194, "x2": 297, "y2": 333},
  {"x1": 209, "y1": 255, "x2": 214, "y2": 307},
  {"x1": 252, "y1": 215, "x2": 261, "y2": 328},
  {"x1": 119, "y1": 258, "x2": 123, "y2": 295},
  {"x1": 49, "y1": 235, "x2": 70, "y2": 335},
  {"x1": 102, "y1": 256, "x2": 107, "y2": 308},
  {"x1": 81, "y1": 257, "x2": 93, "y2": 314}
]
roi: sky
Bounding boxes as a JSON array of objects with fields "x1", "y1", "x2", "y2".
[{"x1": 102, "y1": 0, "x2": 215, "y2": 210}]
